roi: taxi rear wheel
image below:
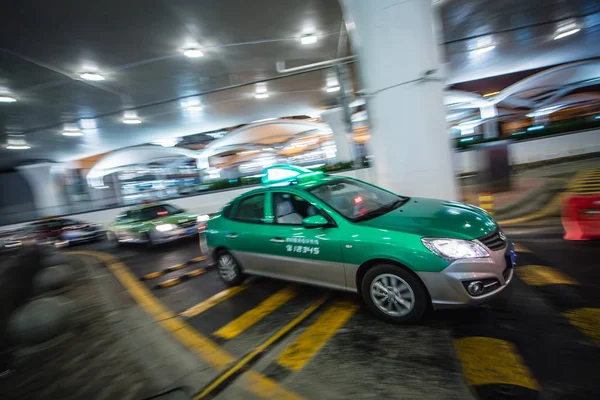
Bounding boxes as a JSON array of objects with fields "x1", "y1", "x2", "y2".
[
  {"x1": 217, "y1": 250, "x2": 244, "y2": 286},
  {"x1": 361, "y1": 264, "x2": 427, "y2": 324}
]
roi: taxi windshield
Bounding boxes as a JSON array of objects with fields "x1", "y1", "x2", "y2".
[
  {"x1": 308, "y1": 179, "x2": 408, "y2": 222},
  {"x1": 134, "y1": 204, "x2": 184, "y2": 221}
]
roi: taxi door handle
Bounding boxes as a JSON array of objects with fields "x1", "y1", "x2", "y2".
[
  {"x1": 270, "y1": 237, "x2": 285, "y2": 243},
  {"x1": 226, "y1": 233, "x2": 239, "y2": 239}
]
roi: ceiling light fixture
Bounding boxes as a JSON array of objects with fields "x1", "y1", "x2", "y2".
[
  {"x1": 254, "y1": 93, "x2": 269, "y2": 99},
  {"x1": 0, "y1": 95, "x2": 17, "y2": 103},
  {"x1": 62, "y1": 124, "x2": 83, "y2": 137},
  {"x1": 554, "y1": 27, "x2": 580, "y2": 40},
  {"x1": 300, "y1": 34, "x2": 318, "y2": 45},
  {"x1": 326, "y1": 86, "x2": 340, "y2": 93},
  {"x1": 6, "y1": 135, "x2": 30, "y2": 150},
  {"x1": 183, "y1": 48, "x2": 204, "y2": 58},
  {"x1": 183, "y1": 97, "x2": 203, "y2": 111},
  {"x1": 554, "y1": 20, "x2": 581, "y2": 40},
  {"x1": 483, "y1": 91, "x2": 500, "y2": 98},
  {"x1": 122, "y1": 111, "x2": 142, "y2": 124},
  {"x1": 472, "y1": 45, "x2": 496, "y2": 55},
  {"x1": 80, "y1": 72, "x2": 105, "y2": 81}
]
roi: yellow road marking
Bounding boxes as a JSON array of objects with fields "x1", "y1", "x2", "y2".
[
  {"x1": 194, "y1": 296, "x2": 327, "y2": 399},
  {"x1": 513, "y1": 243, "x2": 530, "y2": 253},
  {"x1": 191, "y1": 256, "x2": 208, "y2": 263},
  {"x1": 180, "y1": 285, "x2": 250, "y2": 318},
  {"x1": 188, "y1": 268, "x2": 206, "y2": 277},
  {"x1": 142, "y1": 271, "x2": 164, "y2": 280},
  {"x1": 170, "y1": 263, "x2": 188, "y2": 271},
  {"x1": 516, "y1": 265, "x2": 579, "y2": 286},
  {"x1": 277, "y1": 299, "x2": 359, "y2": 371},
  {"x1": 158, "y1": 278, "x2": 182, "y2": 288},
  {"x1": 70, "y1": 251, "x2": 304, "y2": 400},
  {"x1": 562, "y1": 308, "x2": 600, "y2": 346},
  {"x1": 453, "y1": 336, "x2": 539, "y2": 390},
  {"x1": 214, "y1": 286, "x2": 297, "y2": 340},
  {"x1": 479, "y1": 195, "x2": 493, "y2": 202},
  {"x1": 498, "y1": 194, "x2": 562, "y2": 225}
]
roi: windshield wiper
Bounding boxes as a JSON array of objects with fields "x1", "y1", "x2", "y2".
[{"x1": 353, "y1": 197, "x2": 409, "y2": 222}]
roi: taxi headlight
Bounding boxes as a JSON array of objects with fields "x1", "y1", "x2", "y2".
[
  {"x1": 155, "y1": 223, "x2": 175, "y2": 232},
  {"x1": 197, "y1": 214, "x2": 209, "y2": 223},
  {"x1": 421, "y1": 238, "x2": 489, "y2": 261}
]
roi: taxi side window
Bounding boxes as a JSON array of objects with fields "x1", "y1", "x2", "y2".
[
  {"x1": 233, "y1": 194, "x2": 265, "y2": 223},
  {"x1": 273, "y1": 192, "x2": 324, "y2": 225}
]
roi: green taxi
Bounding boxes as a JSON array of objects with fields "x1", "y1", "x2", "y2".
[
  {"x1": 108, "y1": 202, "x2": 208, "y2": 246},
  {"x1": 205, "y1": 165, "x2": 515, "y2": 323}
]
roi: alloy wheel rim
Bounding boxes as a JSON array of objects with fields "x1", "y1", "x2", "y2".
[
  {"x1": 218, "y1": 254, "x2": 237, "y2": 281},
  {"x1": 370, "y1": 273, "x2": 415, "y2": 317}
]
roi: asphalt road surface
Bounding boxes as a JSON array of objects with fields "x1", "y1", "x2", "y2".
[{"x1": 76, "y1": 235, "x2": 600, "y2": 400}]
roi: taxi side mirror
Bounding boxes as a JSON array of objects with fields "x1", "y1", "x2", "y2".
[{"x1": 302, "y1": 215, "x2": 329, "y2": 229}]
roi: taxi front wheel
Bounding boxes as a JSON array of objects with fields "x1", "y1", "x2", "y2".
[
  {"x1": 361, "y1": 264, "x2": 428, "y2": 324},
  {"x1": 217, "y1": 250, "x2": 245, "y2": 286}
]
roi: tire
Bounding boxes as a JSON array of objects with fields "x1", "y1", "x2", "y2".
[
  {"x1": 107, "y1": 231, "x2": 121, "y2": 246},
  {"x1": 144, "y1": 232, "x2": 156, "y2": 248},
  {"x1": 361, "y1": 264, "x2": 428, "y2": 324},
  {"x1": 216, "y1": 250, "x2": 245, "y2": 286}
]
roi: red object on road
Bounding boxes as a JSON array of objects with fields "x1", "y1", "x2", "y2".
[{"x1": 562, "y1": 195, "x2": 600, "y2": 240}]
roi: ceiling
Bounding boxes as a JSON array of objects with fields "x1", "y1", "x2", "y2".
[{"x1": 1, "y1": 0, "x2": 599, "y2": 168}]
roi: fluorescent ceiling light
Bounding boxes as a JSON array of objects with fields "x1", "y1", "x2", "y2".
[
  {"x1": 300, "y1": 34, "x2": 318, "y2": 45},
  {"x1": 122, "y1": 118, "x2": 142, "y2": 124},
  {"x1": 153, "y1": 138, "x2": 180, "y2": 147},
  {"x1": 472, "y1": 45, "x2": 495, "y2": 55},
  {"x1": 6, "y1": 135, "x2": 30, "y2": 149},
  {"x1": 526, "y1": 105, "x2": 562, "y2": 117},
  {"x1": 553, "y1": 28, "x2": 580, "y2": 40},
  {"x1": 62, "y1": 130, "x2": 83, "y2": 137},
  {"x1": 255, "y1": 93, "x2": 269, "y2": 99},
  {"x1": 183, "y1": 48, "x2": 204, "y2": 58},
  {"x1": 483, "y1": 91, "x2": 500, "y2": 98},
  {"x1": 187, "y1": 104, "x2": 203, "y2": 111},
  {"x1": 0, "y1": 95, "x2": 17, "y2": 103},
  {"x1": 326, "y1": 86, "x2": 340, "y2": 93},
  {"x1": 252, "y1": 117, "x2": 277, "y2": 123},
  {"x1": 80, "y1": 72, "x2": 105, "y2": 81}
]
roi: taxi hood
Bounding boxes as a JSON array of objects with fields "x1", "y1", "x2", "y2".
[
  {"x1": 152, "y1": 213, "x2": 198, "y2": 225},
  {"x1": 358, "y1": 198, "x2": 496, "y2": 240}
]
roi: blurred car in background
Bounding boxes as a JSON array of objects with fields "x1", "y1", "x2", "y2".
[
  {"x1": 107, "y1": 202, "x2": 208, "y2": 246},
  {"x1": 2, "y1": 217, "x2": 105, "y2": 248}
]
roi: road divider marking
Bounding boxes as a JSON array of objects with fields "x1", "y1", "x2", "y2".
[
  {"x1": 214, "y1": 286, "x2": 297, "y2": 340},
  {"x1": 562, "y1": 308, "x2": 600, "y2": 347},
  {"x1": 70, "y1": 251, "x2": 304, "y2": 400},
  {"x1": 194, "y1": 296, "x2": 327, "y2": 399},
  {"x1": 516, "y1": 265, "x2": 579, "y2": 286},
  {"x1": 180, "y1": 285, "x2": 250, "y2": 319},
  {"x1": 277, "y1": 299, "x2": 359, "y2": 371},
  {"x1": 141, "y1": 256, "x2": 208, "y2": 280},
  {"x1": 154, "y1": 268, "x2": 207, "y2": 289},
  {"x1": 453, "y1": 336, "x2": 539, "y2": 390}
]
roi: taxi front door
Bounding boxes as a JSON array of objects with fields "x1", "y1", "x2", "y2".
[{"x1": 263, "y1": 192, "x2": 346, "y2": 290}]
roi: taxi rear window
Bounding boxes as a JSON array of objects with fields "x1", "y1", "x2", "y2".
[{"x1": 233, "y1": 194, "x2": 265, "y2": 223}]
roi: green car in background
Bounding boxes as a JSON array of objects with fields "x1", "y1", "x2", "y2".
[
  {"x1": 108, "y1": 202, "x2": 208, "y2": 246},
  {"x1": 205, "y1": 165, "x2": 516, "y2": 323}
]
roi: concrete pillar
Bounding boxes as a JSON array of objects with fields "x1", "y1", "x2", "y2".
[
  {"x1": 320, "y1": 107, "x2": 355, "y2": 163},
  {"x1": 16, "y1": 163, "x2": 66, "y2": 217},
  {"x1": 480, "y1": 105, "x2": 499, "y2": 139},
  {"x1": 340, "y1": 0, "x2": 457, "y2": 200}
]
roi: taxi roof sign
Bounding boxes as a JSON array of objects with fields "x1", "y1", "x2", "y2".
[{"x1": 261, "y1": 164, "x2": 325, "y2": 186}]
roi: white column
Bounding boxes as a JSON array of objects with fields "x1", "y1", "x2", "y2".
[
  {"x1": 480, "y1": 104, "x2": 499, "y2": 139},
  {"x1": 16, "y1": 163, "x2": 66, "y2": 217},
  {"x1": 320, "y1": 107, "x2": 355, "y2": 162},
  {"x1": 340, "y1": 0, "x2": 457, "y2": 200}
]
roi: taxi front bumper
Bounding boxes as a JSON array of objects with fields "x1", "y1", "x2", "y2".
[{"x1": 417, "y1": 241, "x2": 515, "y2": 309}]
